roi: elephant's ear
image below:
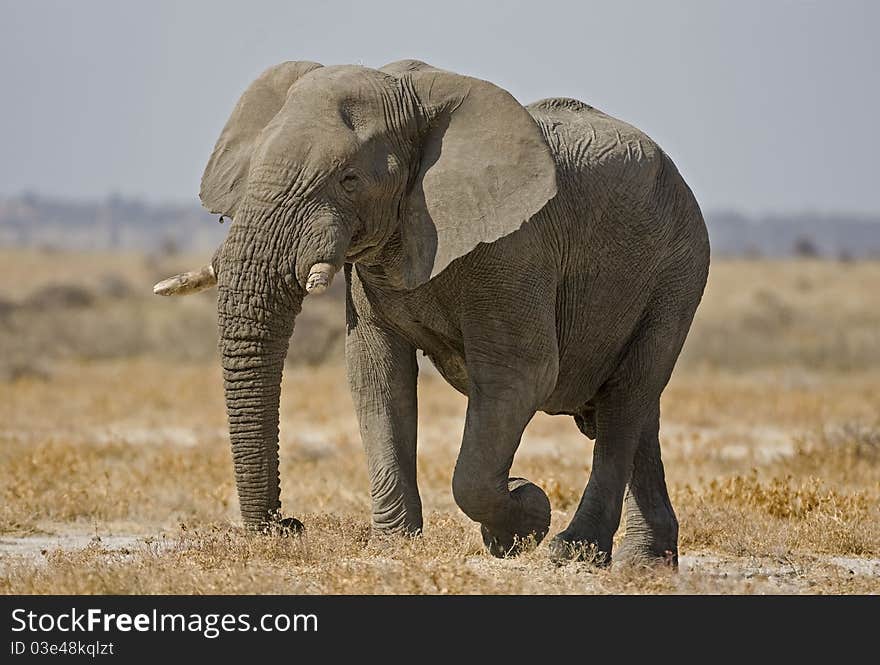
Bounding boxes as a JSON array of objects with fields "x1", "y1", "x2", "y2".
[
  {"x1": 397, "y1": 70, "x2": 557, "y2": 289},
  {"x1": 199, "y1": 61, "x2": 323, "y2": 217}
]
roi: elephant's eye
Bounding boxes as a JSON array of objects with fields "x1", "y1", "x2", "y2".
[{"x1": 340, "y1": 171, "x2": 360, "y2": 194}]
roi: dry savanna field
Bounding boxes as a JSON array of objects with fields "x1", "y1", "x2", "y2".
[{"x1": 1, "y1": 249, "x2": 878, "y2": 594}]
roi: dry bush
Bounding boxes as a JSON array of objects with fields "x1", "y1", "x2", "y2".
[
  {"x1": 674, "y1": 417, "x2": 880, "y2": 559},
  {"x1": 702, "y1": 474, "x2": 870, "y2": 520}
]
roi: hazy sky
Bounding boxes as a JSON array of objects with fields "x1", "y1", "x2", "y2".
[{"x1": 2, "y1": 0, "x2": 878, "y2": 214}]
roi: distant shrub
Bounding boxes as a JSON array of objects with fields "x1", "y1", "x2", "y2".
[
  {"x1": 0, "y1": 358, "x2": 52, "y2": 382},
  {"x1": 25, "y1": 284, "x2": 94, "y2": 309},
  {"x1": 793, "y1": 235, "x2": 821, "y2": 258},
  {"x1": 0, "y1": 296, "x2": 12, "y2": 319}
]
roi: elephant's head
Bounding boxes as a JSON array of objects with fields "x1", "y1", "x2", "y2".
[{"x1": 155, "y1": 60, "x2": 557, "y2": 530}]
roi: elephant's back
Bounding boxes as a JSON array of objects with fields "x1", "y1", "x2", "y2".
[
  {"x1": 526, "y1": 97, "x2": 665, "y2": 201},
  {"x1": 525, "y1": 97, "x2": 699, "y2": 267}
]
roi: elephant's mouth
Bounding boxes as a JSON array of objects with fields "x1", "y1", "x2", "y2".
[
  {"x1": 346, "y1": 243, "x2": 382, "y2": 263},
  {"x1": 343, "y1": 211, "x2": 398, "y2": 264}
]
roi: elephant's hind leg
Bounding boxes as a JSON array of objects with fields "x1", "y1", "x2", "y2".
[
  {"x1": 550, "y1": 390, "x2": 648, "y2": 565},
  {"x1": 615, "y1": 405, "x2": 679, "y2": 567},
  {"x1": 550, "y1": 298, "x2": 690, "y2": 564},
  {"x1": 553, "y1": 399, "x2": 678, "y2": 566}
]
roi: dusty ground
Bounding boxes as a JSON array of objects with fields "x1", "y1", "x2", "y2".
[{"x1": 0, "y1": 250, "x2": 878, "y2": 593}]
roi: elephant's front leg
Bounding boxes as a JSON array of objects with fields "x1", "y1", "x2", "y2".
[
  {"x1": 345, "y1": 293, "x2": 421, "y2": 536},
  {"x1": 452, "y1": 363, "x2": 553, "y2": 558}
]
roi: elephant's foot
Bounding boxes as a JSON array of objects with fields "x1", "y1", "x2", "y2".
[
  {"x1": 615, "y1": 517, "x2": 679, "y2": 568},
  {"x1": 614, "y1": 538, "x2": 678, "y2": 569},
  {"x1": 616, "y1": 494, "x2": 679, "y2": 568},
  {"x1": 370, "y1": 503, "x2": 424, "y2": 540},
  {"x1": 368, "y1": 499, "x2": 424, "y2": 547},
  {"x1": 480, "y1": 478, "x2": 551, "y2": 558},
  {"x1": 548, "y1": 527, "x2": 613, "y2": 566}
]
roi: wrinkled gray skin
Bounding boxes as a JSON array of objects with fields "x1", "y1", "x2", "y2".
[{"x1": 185, "y1": 58, "x2": 709, "y2": 565}]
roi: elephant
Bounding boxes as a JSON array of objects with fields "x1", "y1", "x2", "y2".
[{"x1": 155, "y1": 58, "x2": 709, "y2": 565}]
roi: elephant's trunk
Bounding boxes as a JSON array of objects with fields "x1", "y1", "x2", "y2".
[{"x1": 217, "y1": 260, "x2": 302, "y2": 529}]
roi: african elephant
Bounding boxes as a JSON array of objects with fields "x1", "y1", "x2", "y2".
[{"x1": 155, "y1": 59, "x2": 709, "y2": 565}]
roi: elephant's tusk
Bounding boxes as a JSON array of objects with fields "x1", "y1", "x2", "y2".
[
  {"x1": 153, "y1": 264, "x2": 217, "y2": 296},
  {"x1": 305, "y1": 262, "x2": 336, "y2": 295}
]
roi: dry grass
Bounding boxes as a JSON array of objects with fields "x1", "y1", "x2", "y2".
[
  {"x1": 1, "y1": 360, "x2": 878, "y2": 594},
  {"x1": 5, "y1": 518, "x2": 876, "y2": 595},
  {"x1": 1, "y1": 252, "x2": 879, "y2": 593}
]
